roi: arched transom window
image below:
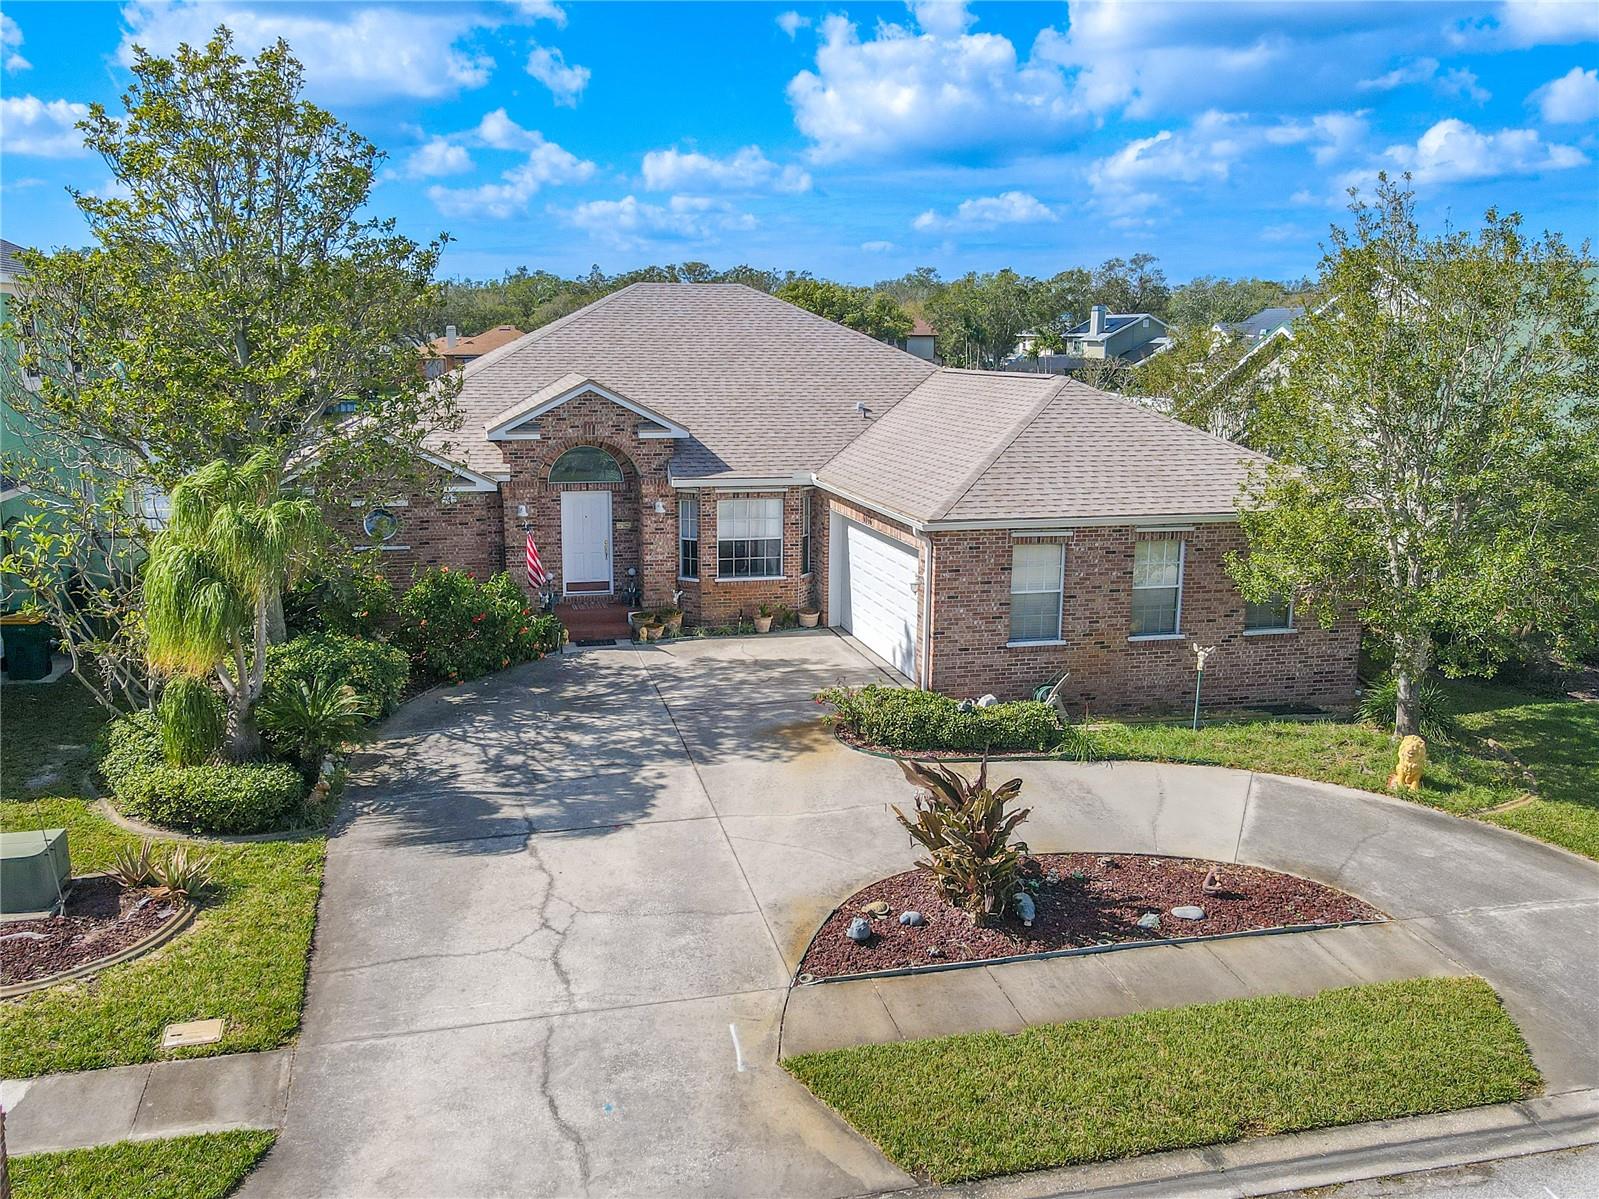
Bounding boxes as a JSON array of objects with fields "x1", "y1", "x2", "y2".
[{"x1": 549, "y1": 446, "x2": 624, "y2": 484}]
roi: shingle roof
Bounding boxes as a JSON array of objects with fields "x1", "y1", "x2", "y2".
[
  {"x1": 818, "y1": 375, "x2": 1267, "y2": 525},
  {"x1": 430, "y1": 283, "x2": 934, "y2": 480},
  {"x1": 0, "y1": 239, "x2": 26, "y2": 281},
  {"x1": 1065, "y1": 312, "x2": 1166, "y2": 339},
  {"x1": 425, "y1": 324, "x2": 525, "y2": 357},
  {"x1": 1224, "y1": 306, "x2": 1305, "y2": 340}
]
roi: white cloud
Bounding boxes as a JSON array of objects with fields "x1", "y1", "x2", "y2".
[
  {"x1": 1531, "y1": 66, "x2": 1599, "y2": 124},
  {"x1": 640, "y1": 145, "x2": 810, "y2": 194},
  {"x1": 1440, "y1": 68, "x2": 1491, "y2": 104},
  {"x1": 512, "y1": 0, "x2": 567, "y2": 27},
  {"x1": 1350, "y1": 118, "x2": 1588, "y2": 188},
  {"x1": 913, "y1": 190, "x2": 1055, "y2": 232},
  {"x1": 427, "y1": 131, "x2": 595, "y2": 219},
  {"x1": 776, "y1": 11, "x2": 810, "y2": 38},
  {"x1": 786, "y1": 6, "x2": 1073, "y2": 161},
  {"x1": 1457, "y1": 0, "x2": 1599, "y2": 48},
  {"x1": 471, "y1": 108, "x2": 543, "y2": 151},
  {"x1": 560, "y1": 194, "x2": 756, "y2": 250},
  {"x1": 526, "y1": 44, "x2": 590, "y2": 106},
  {"x1": 0, "y1": 95, "x2": 89, "y2": 157},
  {"x1": 2, "y1": 13, "x2": 31, "y2": 72},
  {"x1": 1357, "y1": 57, "x2": 1441, "y2": 92},
  {"x1": 118, "y1": 1, "x2": 504, "y2": 103},
  {"x1": 1265, "y1": 110, "x2": 1370, "y2": 165},
  {"x1": 402, "y1": 137, "x2": 473, "y2": 179},
  {"x1": 860, "y1": 240, "x2": 897, "y2": 253},
  {"x1": 1091, "y1": 111, "x2": 1252, "y2": 199}
]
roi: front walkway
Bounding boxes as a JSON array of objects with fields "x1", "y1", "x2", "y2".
[{"x1": 240, "y1": 631, "x2": 1599, "y2": 1198}]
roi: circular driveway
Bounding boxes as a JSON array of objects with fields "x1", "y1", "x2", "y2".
[{"x1": 244, "y1": 631, "x2": 1599, "y2": 1198}]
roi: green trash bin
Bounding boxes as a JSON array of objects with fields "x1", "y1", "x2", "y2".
[{"x1": 1, "y1": 612, "x2": 53, "y2": 681}]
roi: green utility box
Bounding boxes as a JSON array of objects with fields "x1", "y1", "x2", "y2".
[
  {"x1": 1, "y1": 828, "x2": 71, "y2": 916},
  {"x1": 0, "y1": 613, "x2": 53, "y2": 681}
]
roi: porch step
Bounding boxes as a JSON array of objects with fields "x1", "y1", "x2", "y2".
[{"x1": 555, "y1": 601, "x2": 631, "y2": 642}]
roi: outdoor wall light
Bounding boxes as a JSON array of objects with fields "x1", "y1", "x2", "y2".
[
  {"x1": 516, "y1": 503, "x2": 528, "y2": 517},
  {"x1": 653, "y1": 499, "x2": 667, "y2": 514}
]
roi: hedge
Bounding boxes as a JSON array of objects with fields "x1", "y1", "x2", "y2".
[
  {"x1": 98, "y1": 711, "x2": 305, "y2": 835},
  {"x1": 396, "y1": 568, "x2": 563, "y2": 683},
  {"x1": 817, "y1": 685, "x2": 1088, "y2": 755},
  {"x1": 263, "y1": 632, "x2": 410, "y2": 718}
]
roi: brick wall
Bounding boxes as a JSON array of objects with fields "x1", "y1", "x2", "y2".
[
  {"x1": 926, "y1": 521, "x2": 1359, "y2": 714},
  {"x1": 326, "y1": 472, "x2": 504, "y2": 587},
  {"x1": 819, "y1": 494, "x2": 927, "y2": 680},
  {"x1": 682, "y1": 487, "x2": 819, "y2": 625}
]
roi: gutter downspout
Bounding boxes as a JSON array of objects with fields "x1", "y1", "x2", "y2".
[{"x1": 917, "y1": 530, "x2": 935, "y2": 690}]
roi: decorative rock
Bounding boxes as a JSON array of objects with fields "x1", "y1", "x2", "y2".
[
  {"x1": 976, "y1": 693, "x2": 1000, "y2": 708},
  {"x1": 1171, "y1": 905, "x2": 1206, "y2": 921},
  {"x1": 927, "y1": 946, "x2": 943, "y2": 958},
  {"x1": 1014, "y1": 892, "x2": 1036, "y2": 927},
  {"x1": 1136, "y1": 912, "x2": 1161, "y2": 930},
  {"x1": 860, "y1": 900, "x2": 891, "y2": 918},
  {"x1": 1045, "y1": 870, "x2": 1061, "y2": 885},
  {"x1": 898, "y1": 910, "x2": 924, "y2": 926},
  {"x1": 957, "y1": 699, "x2": 976, "y2": 714},
  {"x1": 846, "y1": 918, "x2": 873, "y2": 943},
  {"x1": 1099, "y1": 856, "x2": 1118, "y2": 868}
]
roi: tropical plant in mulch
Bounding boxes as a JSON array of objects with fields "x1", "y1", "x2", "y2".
[
  {"x1": 891, "y1": 758, "x2": 1032, "y2": 924},
  {"x1": 258, "y1": 676, "x2": 374, "y2": 777}
]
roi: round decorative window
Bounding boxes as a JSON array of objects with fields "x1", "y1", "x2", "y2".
[{"x1": 363, "y1": 507, "x2": 401, "y2": 542}]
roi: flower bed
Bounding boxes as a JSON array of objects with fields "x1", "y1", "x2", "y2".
[
  {"x1": 798, "y1": 853, "x2": 1383, "y2": 980},
  {"x1": 0, "y1": 875, "x2": 189, "y2": 989},
  {"x1": 817, "y1": 684, "x2": 1093, "y2": 757}
]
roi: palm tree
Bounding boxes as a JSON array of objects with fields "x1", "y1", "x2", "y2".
[{"x1": 144, "y1": 450, "x2": 324, "y2": 760}]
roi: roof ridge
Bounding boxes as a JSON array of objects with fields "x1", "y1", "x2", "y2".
[
  {"x1": 456, "y1": 283, "x2": 644, "y2": 381},
  {"x1": 1064, "y1": 378, "x2": 1271, "y2": 462},
  {"x1": 931, "y1": 374, "x2": 1071, "y2": 521},
  {"x1": 740, "y1": 284, "x2": 938, "y2": 368}
]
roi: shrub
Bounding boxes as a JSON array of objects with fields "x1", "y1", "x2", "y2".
[
  {"x1": 150, "y1": 844, "x2": 216, "y2": 900},
  {"x1": 892, "y1": 758, "x2": 1031, "y2": 922},
  {"x1": 264, "y1": 632, "x2": 409, "y2": 718},
  {"x1": 1356, "y1": 675, "x2": 1462, "y2": 743},
  {"x1": 99, "y1": 710, "x2": 306, "y2": 834},
  {"x1": 396, "y1": 567, "x2": 563, "y2": 683},
  {"x1": 259, "y1": 676, "x2": 373, "y2": 772},
  {"x1": 157, "y1": 676, "x2": 224, "y2": 766},
  {"x1": 283, "y1": 555, "x2": 396, "y2": 639},
  {"x1": 818, "y1": 685, "x2": 1076, "y2": 754}
]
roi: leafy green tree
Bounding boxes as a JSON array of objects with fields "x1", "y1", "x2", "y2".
[
  {"x1": 145, "y1": 452, "x2": 325, "y2": 760},
  {"x1": 774, "y1": 278, "x2": 912, "y2": 342},
  {"x1": 1168, "y1": 276, "x2": 1292, "y2": 331},
  {"x1": 1231, "y1": 177, "x2": 1599, "y2": 736},
  {"x1": 2, "y1": 28, "x2": 457, "y2": 699},
  {"x1": 1127, "y1": 328, "x2": 1270, "y2": 442},
  {"x1": 1091, "y1": 253, "x2": 1170, "y2": 316}
]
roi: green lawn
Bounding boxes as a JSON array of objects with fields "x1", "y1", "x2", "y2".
[
  {"x1": 10, "y1": 1131, "x2": 275, "y2": 1199},
  {"x1": 1093, "y1": 680, "x2": 1599, "y2": 860},
  {"x1": 784, "y1": 976, "x2": 1538, "y2": 1185},
  {"x1": 0, "y1": 795, "x2": 324, "y2": 1077},
  {"x1": 1, "y1": 678, "x2": 114, "y2": 800}
]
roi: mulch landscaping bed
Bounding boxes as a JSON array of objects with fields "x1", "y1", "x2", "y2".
[
  {"x1": 798, "y1": 853, "x2": 1384, "y2": 980},
  {"x1": 0, "y1": 876, "x2": 184, "y2": 985}
]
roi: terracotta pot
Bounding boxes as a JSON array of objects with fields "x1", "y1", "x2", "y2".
[
  {"x1": 798, "y1": 611, "x2": 820, "y2": 628},
  {"x1": 753, "y1": 615, "x2": 774, "y2": 633},
  {"x1": 644, "y1": 625, "x2": 662, "y2": 641}
]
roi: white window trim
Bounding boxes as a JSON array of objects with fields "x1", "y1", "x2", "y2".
[
  {"x1": 715, "y1": 574, "x2": 788, "y2": 583},
  {"x1": 1007, "y1": 638, "x2": 1068, "y2": 649},
  {"x1": 1008, "y1": 541, "x2": 1065, "y2": 645},
  {"x1": 1243, "y1": 598, "x2": 1296, "y2": 635},
  {"x1": 715, "y1": 495, "x2": 784, "y2": 581},
  {"x1": 800, "y1": 494, "x2": 814, "y2": 577},
  {"x1": 678, "y1": 495, "x2": 700, "y2": 581},
  {"x1": 1130, "y1": 539, "x2": 1185, "y2": 638}
]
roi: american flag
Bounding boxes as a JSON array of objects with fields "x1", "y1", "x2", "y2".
[{"x1": 525, "y1": 529, "x2": 549, "y2": 589}]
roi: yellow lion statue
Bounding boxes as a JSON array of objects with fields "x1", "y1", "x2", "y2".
[{"x1": 1388, "y1": 735, "x2": 1427, "y2": 791}]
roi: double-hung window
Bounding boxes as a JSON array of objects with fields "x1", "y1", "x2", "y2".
[
  {"x1": 1009, "y1": 542, "x2": 1064, "y2": 643},
  {"x1": 678, "y1": 496, "x2": 699, "y2": 579},
  {"x1": 800, "y1": 496, "x2": 813, "y2": 575},
  {"x1": 717, "y1": 497, "x2": 783, "y2": 579},
  {"x1": 1131, "y1": 539, "x2": 1184, "y2": 637},
  {"x1": 1244, "y1": 594, "x2": 1293, "y2": 632}
]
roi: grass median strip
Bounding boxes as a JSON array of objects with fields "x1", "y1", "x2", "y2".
[
  {"x1": 784, "y1": 976, "x2": 1539, "y2": 1184},
  {"x1": 0, "y1": 797, "x2": 324, "y2": 1078},
  {"x1": 9, "y1": 1131, "x2": 276, "y2": 1199}
]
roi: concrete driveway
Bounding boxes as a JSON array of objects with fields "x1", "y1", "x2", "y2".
[{"x1": 244, "y1": 630, "x2": 1599, "y2": 1199}]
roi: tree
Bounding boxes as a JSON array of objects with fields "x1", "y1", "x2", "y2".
[
  {"x1": 1231, "y1": 176, "x2": 1599, "y2": 736},
  {"x1": 1127, "y1": 327, "x2": 1273, "y2": 443},
  {"x1": 1092, "y1": 253, "x2": 1170, "y2": 316},
  {"x1": 773, "y1": 278, "x2": 912, "y2": 342},
  {"x1": 2, "y1": 28, "x2": 457, "y2": 705},
  {"x1": 145, "y1": 452, "x2": 325, "y2": 760},
  {"x1": 1168, "y1": 276, "x2": 1292, "y2": 332}
]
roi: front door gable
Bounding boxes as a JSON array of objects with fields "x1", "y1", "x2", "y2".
[{"x1": 485, "y1": 373, "x2": 689, "y2": 443}]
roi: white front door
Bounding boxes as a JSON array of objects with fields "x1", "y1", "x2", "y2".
[{"x1": 560, "y1": 491, "x2": 613, "y2": 593}]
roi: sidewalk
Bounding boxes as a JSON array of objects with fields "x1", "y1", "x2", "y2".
[
  {"x1": 1, "y1": 1050, "x2": 291, "y2": 1154},
  {"x1": 780, "y1": 921, "x2": 1466, "y2": 1056}
]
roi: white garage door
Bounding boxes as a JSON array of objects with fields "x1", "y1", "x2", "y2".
[{"x1": 838, "y1": 518, "x2": 919, "y2": 679}]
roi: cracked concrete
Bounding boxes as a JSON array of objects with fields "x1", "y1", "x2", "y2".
[{"x1": 241, "y1": 630, "x2": 1599, "y2": 1198}]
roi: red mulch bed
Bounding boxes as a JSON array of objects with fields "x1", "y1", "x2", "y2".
[
  {"x1": 0, "y1": 876, "x2": 184, "y2": 986},
  {"x1": 798, "y1": 853, "x2": 1384, "y2": 980}
]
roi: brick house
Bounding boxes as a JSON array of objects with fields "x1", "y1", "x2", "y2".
[{"x1": 346, "y1": 283, "x2": 1357, "y2": 715}]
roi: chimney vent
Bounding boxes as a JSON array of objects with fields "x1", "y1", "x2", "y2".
[
  {"x1": 445, "y1": 325, "x2": 458, "y2": 349},
  {"x1": 1089, "y1": 305, "x2": 1108, "y2": 336}
]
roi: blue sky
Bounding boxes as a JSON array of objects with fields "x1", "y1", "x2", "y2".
[{"x1": 2, "y1": 0, "x2": 1596, "y2": 284}]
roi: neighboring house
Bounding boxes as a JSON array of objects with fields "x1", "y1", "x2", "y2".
[
  {"x1": 899, "y1": 317, "x2": 937, "y2": 362},
  {"x1": 333, "y1": 284, "x2": 1356, "y2": 715},
  {"x1": 1214, "y1": 305, "x2": 1305, "y2": 345},
  {"x1": 1, "y1": 238, "x2": 34, "y2": 526},
  {"x1": 1009, "y1": 306, "x2": 1171, "y2": 374},
  {"x1": 422, "y1": 324, "x2": 526, "y2": 378}
]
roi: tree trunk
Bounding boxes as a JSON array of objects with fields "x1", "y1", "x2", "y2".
[
  {"x1": 1392, "y1": 633, "x2": 1433, "y2": 738},
  {"x1": 265, "y1": 584, "x2": 287, "y2": 645},
  {"x1": 224, "y1": 693, "x2": 262, "y2": 761}
]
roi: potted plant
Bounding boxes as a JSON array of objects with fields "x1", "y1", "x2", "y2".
[
  {"x1": 798, "y1": 607, "x2": 820, "y2": 628},
  {"x1": 753, "y1": 604, "x2": 775, "y2": 634},
  {"x1": 658, "y1": 608, "x2": 684, "y2": 637},
  {"x1": 642, "y1": 618, "x2": 663, "y2": 641}
]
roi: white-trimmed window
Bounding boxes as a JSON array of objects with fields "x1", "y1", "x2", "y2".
[
  {"x1": 1131, "y1": 539, "x2": 1184, "y2": 636},
  {"x1": 679, "y1": 496, "x2": 699, "y2": 579},
  {"x1": 800, "y1": 495, "x2": 813, "y2": 575},
  {"x1": 1009, "y1": 542, "x2": 1064, "y2": 643},
  {"x1": 717, "y1": 497, "x2": 783, "y2": 579},
  {"x1": 1245, "y1": 594, "x2": 1293, "y2": 632}
]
